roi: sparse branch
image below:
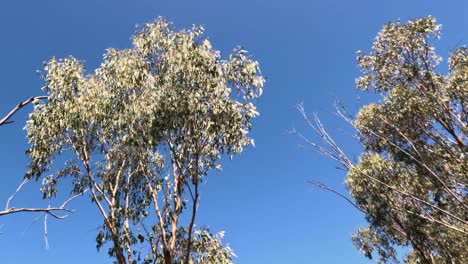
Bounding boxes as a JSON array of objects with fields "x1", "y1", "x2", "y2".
[
  {"x1": 80, "y1": 135, "x2": 113, "y2": 208},
  {"x1": 185, "y1": 150, "x2": 200, "y2": 264},
  {"x1": 307, "y1": 180, "x2": 365, "y2": 213},
  {"x1": 1, "y1": 178, "x2": 84, "y2": 219},
  {"x1": 296, "y1": 105, "x2": 468, "y2": 230},
  {"x1": 141, "y1": 222, "x2": 160, "y2": 262},
  {"x1": 0, "y1": 207, "x2": 73, "y2": 219},
  {"x1": 0, "y1": 95, "x2": 48, "y2": 126},
  {"x1": 291, "y1": 128, "x2": 348, "y2": 169},
  {"x1": 293, "y1": 104, "x2": 353, "y2": 169},
  {"x1": 61, "y1": 189, "x2": 89, "y2": 208},
  {"x1": 5, "y1": 178, "x2": 29, "y2": 210},
  {"x1": 333, "y1": 99, "x2": 355, "y2": 126}
]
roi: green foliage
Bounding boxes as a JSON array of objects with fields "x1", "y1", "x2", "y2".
[
  {"x1": 349, "y1": 17, "x2": 467, "y2": 263},
  {"x1": 25, "y1": 17, "x2": 263, "y2": 264}
]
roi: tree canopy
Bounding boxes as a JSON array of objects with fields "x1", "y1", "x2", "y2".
[
  {"x1": 351, "y1": 17, "x2": 467, "y2": 263},
  {"x1": 25, "y1": 17, "x2": 264, "y2": 264},
  {"x1": 300, "y1": 17, "x2": 467, "y2": 263}
]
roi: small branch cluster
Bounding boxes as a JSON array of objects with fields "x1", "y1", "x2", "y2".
[{"x1": 1, "y1": 178, "x2": 83, "y2": 219}]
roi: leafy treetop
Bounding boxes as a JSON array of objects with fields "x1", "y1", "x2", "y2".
[{"x1": 26, "y1": 17, "x2": 264, "y2": 264}]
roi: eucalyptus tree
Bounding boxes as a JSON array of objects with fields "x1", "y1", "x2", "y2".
[
  {"x1": 25, "y1": 17, "x2": 264, "y2": 264},
  {"x1": 298, "y1": 17, "x2": 467, "y2": 263}
]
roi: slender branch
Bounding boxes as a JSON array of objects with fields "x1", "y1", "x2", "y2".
[
  {"x1": 365, "y1": 127, "x2": 467, "y2": 209},
  {"x1": 0, "y1": 95, "x2": 48, "y2": 126},
  {"x1": 307, "y1": 180, "x2": 365, "y2": 213},
  {"x1": 6, "y1": 178, "x2": 29, "y2": 210},
  {"x1": 1, "y1": 178, "x2": 84, "y2": 219},
  {"x1": 354, "y1": 163, "x2": 468, "y2": 225},
  {"x1": 0, "y1": 207, "x2": 73, "y2": 219},
  {"x1": 402, "y1": 208, "x2": 468, "y2": 235},
  {"x1": 185, "y1": 150, "x2": 200, "y2": 264},
  {"x1": 123, "y1": 171, "x2": 134, "y2": 264},
  {"x1": 295, "y1": 106, "x2": 468, "y2": 232},
  {"x1": 184, "y1": 181, "x2": 195, "y2": 202},
  {"x1": 290, "y1": 128, "x2": 349, "y2": 169},
  {"x1": 44, "y1": 213, "x2": 49, "y2": 250},
  {"x1": 61, "y1": 189, "x2": 89, "y2": 208},
  {"x1": 80, "y1": 135, "x2": 113, "y2": 208},
  {"x1": 144, "y1": 171, "x2": 170, "y2": 258}
]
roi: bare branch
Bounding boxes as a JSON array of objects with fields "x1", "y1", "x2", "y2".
[
  {"x1": 293, "y1": 104, "x2": 353, "y2": 169},
  {"x1": 0, "y1": 207, "x2": 73, "y2": 219},
  {"x1": 61, "y1": 189, "x2": 89, "y2": 208},
  {"x1": 2, "y1": 178, "x2": 85, "y2": 219},
  {"x1": 44, "y1": 213, "x2": 49, "y2": 250},
  {"x1": 295, "y1": 104, "x2": 468, "y2": 234},
  {"x1": 307, "y1": 180, "x2": 365, "y2": 213},
  {"x1": 5, "y1": 178, "x2": 29, "y2": 210},
  {"x1": 0, "y1": 96, "x2": 48, "y2": 126}
]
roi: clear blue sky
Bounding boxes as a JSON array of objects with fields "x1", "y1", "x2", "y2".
[{"x1": 0, "y1": 1, "x2": 466, "y2": 263}]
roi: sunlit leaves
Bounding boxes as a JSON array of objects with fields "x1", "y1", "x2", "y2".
[
  {"x1": 25, "y1": 17, "x2": 263, "y2": 263},
  {"x1": 350, "y1": 17, "x2": 467, "y2": 263}
]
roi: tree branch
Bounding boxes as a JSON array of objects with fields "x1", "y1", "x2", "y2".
[
  {"x1": 307, "y1": 180, "x2": 366, "y2": 213},
  {"x1": 0, "y1": 207, "x2": 73, "y2": 219},
  {"x1": 185, "y1": 150, "x2": 200, "y2": 264},
  {"x1": 0, "y1": 96, "x2": 48, "y2": 126},
  {"x1": 1, "y1": 178, "x2": 84, "y2": 219},
  {"x1": 295, "y1": 105, "x2": 468, "y2": 233}
]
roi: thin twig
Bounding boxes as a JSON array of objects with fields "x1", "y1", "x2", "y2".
[
  {"x1": 307, "y1": 180, "x2": 365, "y2": 213},
  {"x1": 6, "y1": 178, "x2": 29, "y2": 210}
]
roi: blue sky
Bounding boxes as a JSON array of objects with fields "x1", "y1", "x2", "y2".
[{"x1": 0, "y1": 1, "x2": 466, "y2": 263}]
